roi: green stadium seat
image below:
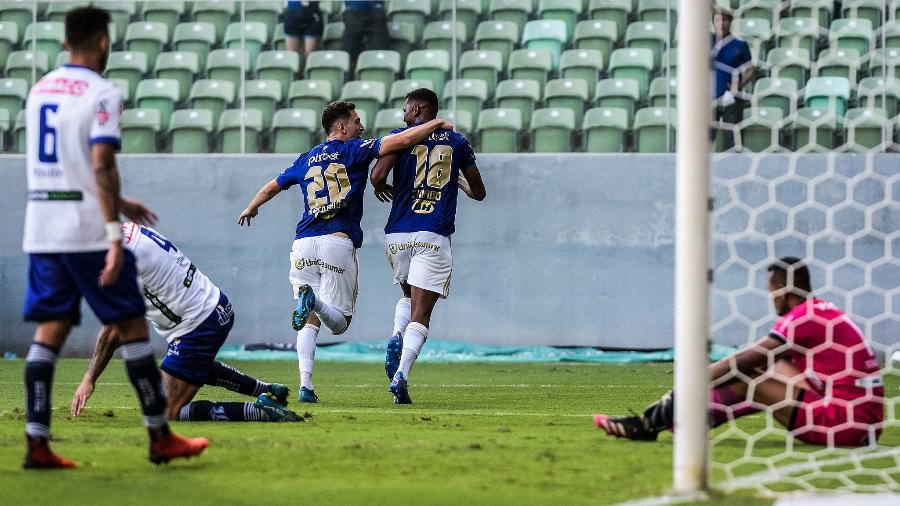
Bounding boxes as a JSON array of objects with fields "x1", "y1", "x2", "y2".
[
  {"x1": 625, "y1": 21, "x2": 669, "y2": 70},
  {"x1": 608, "y1": 48, "x2": 654, "y2": 96},
  {"x1": 323, "y1": 22, "x2": 344, "y2": 51},
  {"x1": 442, "y1": 79, "x2": 489, "y2": 126},
  {"x1": 588, "y1": 0, "x2": 631, "y2": 38},
  {"x1": 733, "y1": 17, "x2": 772, "y2": 63},
  {"x1": 459, "y1": 49, "x2": 504, "y2": 96},
  {"x1": 477, "y1": 108, "x2": 522, "y2": 152},
  {"x1": 813, "y1": 48, "x2": 860, "y2": 82},
  {"x1": 405, "y1": 49, "x2": 451, "y2": 96},
  {"x1": 389, "y1": 79, "x2": 434, "y2": 108},
  {"x1": 305, "y1": 50, "x2": 350, "y2": 97},
  {"x1": 882, "y1": 22, "x2": 900, "y2": 50},
  {"x1": 272, "y1": 108, "x2": 318, "y2": 153},
  {"x1": 751, "y1": 77, "x2": 798, "y2": 117},
  {"x1": 828, "y1": 18, "x2": 873, "y2": 56},
  {"x1": 387, "y1": 21, "x2": 419, "y2": 63},
  {"x1": 23, "y1": 22, "x2": 64, "y2": 65},
  {"x1": 356, "y1": 50, "x2": 401, "y2": 90},
  {"x1": 867, "y1": 48, "x2": 900, "y2": 79},
  {"x1": 775, "y1": 17, "x2": 821, "y2": 58},
  {"x1": 224, "y1": 22, "x2": 268, "y2": 65},
  {"x1": 844, "y1": 107, "x2": 891, "y2": 152},
  {"x1": 125, "y1": 22, "x2": 170, "y2": 66},
  {"x1": 439, "y1": 0, "x2": 482, "y2": 39},
  {"x1": 257, "y1": 50, "x2": 301, "y2": 98},
  {"x1": 803, "y1": 76, "x2": 850, "y2": 116},
  {"x1": 790, "y1": 0, "x2": 833, "y2": 30},
  {"x1": 55, "y1": 50, "x2": 69, "y2": 68},
  {"x1": 143, "y1": 2, "x2": 187, "y2": 39},
  {"x1": 273, "y1": 22, "x2": 286, "y2": 50},
  {"x1": 0, "y1": 77, "x2": 26, "y2": 124},
  {"x1": 207, "y1": 49, "x2": 250, "y2": 89},
  {"x1": 0, "y1": 21, "x2": 18, "y2": 70},
  {"x1": 633, "y1": 106, "x2": 676, "y2": 152},
  {"x1": 173, "y1": 22, "x2": 217, "y2": 68},
  {"x1": 93, "y1": 1, "x2": 136, "y2": 40},
  {"x1": 508, "y1": 49, "x2": 553, "y2": 89},
  {"x1": 388, "y1": 0, "x2": 432, "y2": 39},
  {"x1": 245, "y1": 0, "x2": 282, "y2": 40},
  {"x1": 121, "y1": 108, "x2": 161, "y2": 153},
  {"x1": 108, "y1": 77, "x2": 131, "y2": 105},
  {"x1": 735, "y1": 106, "x2": 783, "y2": 152},
  {"x1": 13, "y1": 108, "x2": 24, "y2": 153},
  {"x1": 445, "y1": 109, "x2": 474, "y2": 139},
  {"x1": 582, "y1": 107, "x2": 628, "y2": 152},
  {"x1": 544, "y1": 78, "x2": 589, "y2": 125},
  {"x1": 423, "y1": 21, "x2": 467, "y2": 55},
  {"x1": 193, "y1": 0, "x2": 236, "y2": 42},
  {"x1": 0, "y1": 1, "x2": 30, "y2": 39},
  {"x1": 475, "y1": 21, "x2": 520, "y2": 63},
  {"x1": 44, "y1": 2, "x2": 70, "y2": 24},
  {"x1": 560, "y1": 49, "x2": 604, "y2": 98},
  {"x1": 489, "y1": 0, "x2": 532, "y2": 30},
  {"x1": 842, "y1": 0, "x2": 884, "y2": 31},
  {"x1": 496, "y1": 79, "x2": 541, "y2": 128},
  {"x1": 169, "y1": 109, "x2": 214, "y2": 153},
  {"x1": 0, "y1": 108, "x2": 9, "y2": 151},
  {"x1": 766, "y1": 47, "x2": 811, "y2": 85},
  {"x1": 155, "y1": 51, "x2": 200, "y2": 101},
  {"x1": 340, "y1": 80, "x2": 386, "y2": 129},
  {"x1": 638, "y1": 0, "x2": 677, "y2": 28},
  {"x1": 594, "y1": 78, "x2": 641, "y2": 123},
  {"x1": 289, "y1": 79, "x2": 333, "y2": 112},
  {"x1": 737, "y1": 0, "x2": 781, "y2": 26},
  {"x1": 218, "y1": 108, "x2": 263, "y2": 153},
  {"x1": 5, "y1": 51, "x2": 49, "y2": 86},
  {"x1": 791, "y1": 107, "x2": 838, "y2": 151},
  {"x1": 522, "y1": 20, "x2": 568, "y2": 68},
  {"x1": 531, "y1": 107, "x2": 575, "y2": 152},
  {"x1": 374, "y1": 108, "x2": 405, "y2": 137},
  {"x1": 135, "y1": 78, "x2": 180, "y2": 128},
  {"x1": 857, "y1": 77, "x2": 900, "y2": 117},
  {"x1": 244, "y1": 79, "x2": 282, "y2": 129},
  {"x1": 189, "y1": 79, "x2": 235, "y2": 123},
  {"x1": 573, "y1": 20, "x2": 616, "y2": 67},
  {"x1": 106, "y1": 51, "x2": 148, "y2": 99},
  {"x1": 660, "y1": 47, "x2": 677, "y2": 77},
  {"x1": 537, "y1": 0, "x2": 581, "y2": 39},
  {"x1": 320, "y1": 0, "x2": 343, "y2": 22},
  {"x1": 648, "y1": 76, "x2": 677, "y2": 107}
]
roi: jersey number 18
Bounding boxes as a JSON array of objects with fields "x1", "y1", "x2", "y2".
[{"x1": 411, "y1": 145, "x2": 453, "y2": 214}]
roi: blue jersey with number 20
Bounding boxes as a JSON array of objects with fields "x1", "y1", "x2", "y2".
[{"x1": 275, "y1": 137, "x2": 382, "y2": 248}]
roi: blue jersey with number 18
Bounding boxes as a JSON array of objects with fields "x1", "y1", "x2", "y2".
[
  {"x1": 275, "y1": 137, "x2": 383, "y2": 248},
  {"x1": 384, "y1": 127, "x2": 477, "y2": 237}
]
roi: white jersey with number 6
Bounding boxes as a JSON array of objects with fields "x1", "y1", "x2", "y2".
[
  {"x1": 122, "y1": 223, "x2": 220, "y2": 342},
  {"x1": 23, "y1": 64, "x2": 125, "y2": 253}
]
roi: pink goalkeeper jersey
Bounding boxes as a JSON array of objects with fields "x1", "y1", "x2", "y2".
[{"x1": 770, "y1": 298, "x2": 883, "y2": 401}]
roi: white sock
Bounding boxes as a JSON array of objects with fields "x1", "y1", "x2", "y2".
[
  {"x1": 393, "y1": 297, "x2": 411, "y2": 337},
  {"x1": 297, "y1": 325, "x2": 319, "y2": 390},
  {"x1": 313, "y1": 298, "x2": 349, "y2": 335},
  {"x1": 397, "y1": 322, "x2": 427, "y2": 379}
]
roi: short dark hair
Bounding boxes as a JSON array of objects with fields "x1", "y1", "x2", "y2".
[
  {"x1": 405, "y1": 88, "x2": 439, "y2": 110},
  {"x1": 321, "y1": 101, "x2": 356, "y2": 133},
  {"x1": 768, "y1": 256, "x2": 812, "y2": 294},
  {"x1": 65, "y1": 6, "x2": 111, "y2": 50}
]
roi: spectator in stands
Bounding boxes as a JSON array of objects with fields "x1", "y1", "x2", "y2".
[
  {"x1": 284, "y1": 1, "x2": 322, "y2": 57},
  {"x1": 342, "y1": 0, "x2": 389, "y2": 71},
  {"x1": 711, "y1": 5, "x2": 755, "y2": 150}
]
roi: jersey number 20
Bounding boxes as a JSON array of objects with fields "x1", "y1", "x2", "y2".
[{"x1": 304, "y1": 163, "x2": 351, "y2": 219}]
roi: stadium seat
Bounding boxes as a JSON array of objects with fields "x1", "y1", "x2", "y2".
[
  {"x1": 388, "y1": 0, "x2": 432, "y2": 39},
  {"x1": 477, "y1": 108, "x2": 522, "y2": 152},
  {"x1": 829, "y1": 18, "x2": 873, "y2": 55},
  {"x1": 387, "y1": 21, "x2": 419, "y2": 63},
  {"x1": 320, "y1": 0, "x2": 344, "y2": 22},
  {"x1": 791, "y1": 107, "x2": 838, "y2": 151},
  {"x1": 0, "y1": 77, "x2": 27, "y2": 123},
  {"x1": 489, "y1": 0, "x2": 532, "y2": 30},
  {"x1": 218, "y1": 109, "x2": 263, "y2": 153},
  {"x1": 633, "y1": 106, "x2": 676, "y2": 152},
  {"x1": 538, "y1": 0, "x2": 581, "y2": 39},
  {"x1": 256, "y1": 50, "x2": 300, "y2": 98},
  {"x1": 0, "y1": 108, "x2": 9, "y2": 151},
  {"x1": 245, "y1": 0, "x2": 282, "y2": 40},
  {"x1": 560, "y1": 49, "x2": 604, "y2": 98},
  {"x1": 588, "y1": 0, "x2": 631, "y2": 39},
  {"x1": 735, "y1": 106, "x2": 783, "y2": 152},
  {"x1": 442, "y1": 79, "x2": 489, "y2": 126},
  {"x1": 108, "y1": 78, "x2": 131, "y2": 105},
  {"x1": 374, "y1": 108, "x2": 406, "y2": 137},
  {"x1": 594, "y1": 78, "x2": 641, "y2": 123},
  {"x1": 459, "y1": 50, "x2": 504, "y2": 96},
  {"x1": 508, "y1": 49, "x2": 553, "y2": 89},
  {"x1": 496, "y1": 79, "x2": 541, "y2": 128},
  {"x1": 582, "y1": 107, "x2": 628, "y2": 153},
  {"x1": 638, "y1": 0, "x2": 677, "y2": 28},
  {"x1": 143, "y1": 2, "x2": 187, "y2": 39},
  {"x1": 389, "y1": 79, "x2": 434, "y2": 108},
  {"x1": 0, "y1": 1, "x2": 30, "y2": 40},
  {"x1": 106, "y1": 51, "x2": 148, "y2": 99},
  {"x1": 790, "y1": 0, "x2": 833, "y2": 30},
  {"x1": 857, "y1": 77, "x2": 900, "y2": 118},
  {"x1": 44, "y1": 1, "x2": 71, "y2": 24},
  {"x1": 531, "y1": 107, "x2": 575, "y2": 152},
  {"x1": 322, "y1": 22, "x2": 344, "y2": 51},
  {"x1": 775, "y1": 18, "x2": 821, "y2": 58},
  {"x1": 272, "y1": 108, "x2": 318, "y2": 153},
  {"x1": 23, "y1": 22, "x2": 63, "y2": 65},
  {"x1": 625, "y1": 21, "x2": 669, "y2": 70},
  {"x1": 733, "y1": 17, "x2": 772, "y2": 63},
  {"x1": 405, "y1": 50, "x2": 451, "y2": 96},
  {"x1": 169, "y1": 109, "x2": 214, "y2": 153},
  {"x1": 842, "y1": 0, "x2": 884, "y2": 30},
  {"x1": 660, "y1": 47, "x2": 677, "y2": 77},
  {"x1": 173, "y1": 22, "x2": 217, "y2": 69},
  {"x1": 206, "y1": 49, "x2": 250, "y2": 90},
  {"x1": 224, "y1": 22, "x2": 268, "y2": 65},
  {"x1": 0, "y1": 21, "x2": 18, "y2": 70},
  {"x1": 5, "y1": 51, "x2": 49, "y2": 86},
  {"x1": 289, "y1": 80, "x2": 333, "y2": 112},
  {"x1": 155, "y1": 52, "x2": 200, "y2": 102},
  {"x1": 244, "y1": 79, "x2": 282, "y2": 129},
  {"x1": 882, "y1": 22, "x2": 900, "y2": 49},
  {"x1": 737, "y1": 0, "x2": 781, "y2": 27},
  {"x1": 573, "y1": 20, "x2": 616, "y2": 67},
  {"x1": 424, "y1": 20, "x2": 468, "y2": 56},
  {"x1": 93, "y1": 1, "x2": 136, "y2": 40},
  {"x1": 608, "y1": 48, "x2": 654, "y2": 96},
  {"x1": 475, "y1": 21, "x2": 520, "y2": 63},
  {"x1": 272, "y1": 22, "x2": 285, "y2": 50},
  {"x1": 813, "y1": 48, "x2": 860, "y2": 82},
  {"x1": 803, "y1": 76, "x2": 851, "y2": 116},
  {"x1": 445, "y1": 109, "x2": 474, "y2": 139},
  {"x1": 125, "y1": 22, "x2": 169, "y2": 66},
  {"x1": 135, "y1": 78, "x2": 180, "y2": 129},
  {"x1": 305, "y1": 50, "x2": 351, "y2": 97},
  {"x1": 13, "y1": 109, "x2": 24, "y2": 153},
  {"x1": 193, "y1": 0, "x2": 236, "y2": 42},
  {"x1": 766, "y1": 48, "x2": 811, "y2": 85},
  {"x1": 648, "y1": 76, "x2": 677, "y2": 107},
  {"x1": 121, "y1": 108, "x2": 161, "y2": 153},
  {"x1": 752, "y1": 77, "x2": 798, "y2": 118},
  {"x1": 867, "y1": 48, "x2": 900, "y2": 79},
  {"x1": 189, "y1": 79, "x2": 235, "y2": 124},
  {"x1": 340, "y1": 80, "x2": 386, "y2": 129},
  {"x1": 545, "y1": 78, "x2": 589, "y2": 125},
  {"x1": 844, "y1": 108, "x2": 891, "y2": 152},
  {"x1": 356, "y1": 50, "x2": 402, "y2": 91},
  {"x1": 522, "y1": 20, "x2": 568, "y2": 68},
  {"x1": 439, "y1": 0, "x2": 482, "y2": 39}
]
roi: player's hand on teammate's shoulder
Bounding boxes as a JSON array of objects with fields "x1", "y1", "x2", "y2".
[
  {"x1": 238, "y1": 207, "x2": 258, "y2": 226},
  {"x1": 120, "y1": 197, "x2": 157, "y2": 226},
  {"x1": 437, "y1": 118, "x2": 454, "y2": 131}
]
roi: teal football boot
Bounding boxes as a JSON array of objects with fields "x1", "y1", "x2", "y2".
[
  {"x1": 292, "y1": 284, "x2": 315, "y2": 331},
  {"x1": 299, "y1": 386, "x2": 319, "y2": 403},
  {"x1": 268, "y1": 384, "x2": 290, "y2": 406},
  {"x1": 255, "y1": 393, "x2": 302, "y2": 422}
]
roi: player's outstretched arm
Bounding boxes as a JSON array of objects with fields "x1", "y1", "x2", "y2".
[
  {"x1": 708, "y1": 335, "x2": 785, "y2": 384},
  {"x1": 120, "y1": 196, "x2": 157, "y2": 226},
  {"x1": 370, "y1": 153, "x2": 399, "y2": 202},
  {"x1": 92, "y1": 143, "x2": 125, "y2": 286},
  {"x1": 71, "y1": 325, "x2": 122, "y2": 416},
  {"x1": 460, "y1": 167, "x2": 487, "y2": 201},
  {"x1": 378, "y1": 118, "x2": 454, "y2": 156},
  {"x1": 238, "y1": 179, "x2": 282, "y2": 226}
]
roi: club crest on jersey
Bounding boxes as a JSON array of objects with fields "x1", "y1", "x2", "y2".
[{"x1": 166, "y1": 339, "x2": 181, "y2": 357}]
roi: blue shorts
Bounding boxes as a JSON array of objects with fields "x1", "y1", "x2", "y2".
[
  {"x1": 23, "y1": 251, "x2": 145, "y2": 325},
  {"x1": 160, "y1": 292, "x2": 234, "y2": 386}
]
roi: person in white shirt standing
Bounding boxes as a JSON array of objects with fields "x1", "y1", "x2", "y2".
[{"x1": 21, "y1": 6, "x2": 207, "y2": 469}]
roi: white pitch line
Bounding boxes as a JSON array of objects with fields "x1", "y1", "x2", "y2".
[
  {"x1": 0, "y1": 381, "x2": 669, "y2": 389},
  {"x1": 33, "y1": 406, "x2": 594, "y2": 418}
]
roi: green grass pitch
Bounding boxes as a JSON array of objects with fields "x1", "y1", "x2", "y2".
[{"x1": 3, "y1": 359, "x2": 892, "y2": 504}]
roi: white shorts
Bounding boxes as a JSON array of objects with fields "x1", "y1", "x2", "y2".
[
  {"x1": 384, "y1": 231, "x2": 452, "y2": 298},
  {"x1": 289, "y1": 235, "x2": 358, "y2": 316}
]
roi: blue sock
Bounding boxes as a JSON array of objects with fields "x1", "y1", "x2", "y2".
[
  {"x1": 24, "y1": 343, "x2": 57, "y2": 440},
  {"x1": 178, "y1": 401, "x2": 268, "y2": 422},
  {"x1": 206, "y1": 361, "x2": 269, "y2": 397}
]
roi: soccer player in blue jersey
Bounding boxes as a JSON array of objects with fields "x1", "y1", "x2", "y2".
[
  {"x1": 238, "y1": 100, "x2": 453, "y2": 403},
  {"x1": 370, "y1": 88, "x2": 486, "y2": 404}
]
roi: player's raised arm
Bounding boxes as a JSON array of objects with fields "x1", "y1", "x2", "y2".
[
  {"x1": 378, "y1": 118, "x2": 453, "y2": 156},
  {"x1": 370, "y1": 153, "x2": 399, "y2": 202},
  {"x1": 71, "y1": 326, "x2": 123, "y2": 416},
  {"x1": 238, "y1": 179, "x2": 283, "y2": 226}
]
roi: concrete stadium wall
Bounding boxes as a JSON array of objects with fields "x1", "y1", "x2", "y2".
[{"x1": 0, "y1": 154, "x2": 897, "y2": 356}]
